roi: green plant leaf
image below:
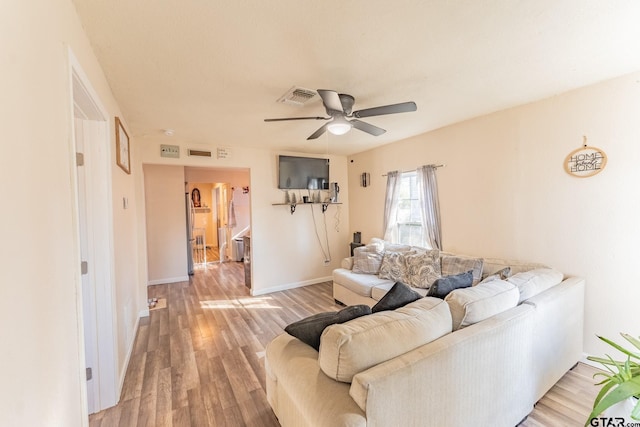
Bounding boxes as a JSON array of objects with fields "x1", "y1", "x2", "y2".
[
  {"x1": 621, "y1": 333, "x2": 640, "y2": 358},
  {"x1": 587, "y1": 378, "x2": 640, "y2": 425},
  {"x1": 632, "y1": 398, "x2": 640, "y2": 420},
  {"x1": 598, "y1": 335, "x2": 640, "y2": 360}
]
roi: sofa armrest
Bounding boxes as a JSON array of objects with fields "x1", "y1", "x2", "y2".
[
  {"x1": 265, "y1": 333, "x2": 366, "y2": 427},
  {"x1": 522, "y1": 276, "x2": 585, "y2": 401},
  {"x1": 349, "y1": 304, "x2": 536, "y2": 427},
  {"x1": 341, "y1": 257, "x2": 354, "y2": 270}
]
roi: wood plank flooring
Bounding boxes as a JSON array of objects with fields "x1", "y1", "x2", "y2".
[{"x1": 89, "y1": 262, "x2": 603, "y2": 426}]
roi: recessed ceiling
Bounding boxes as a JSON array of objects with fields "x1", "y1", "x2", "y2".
[{"x1": 71, "y1": 0, "x2": 640, "y2": 156}]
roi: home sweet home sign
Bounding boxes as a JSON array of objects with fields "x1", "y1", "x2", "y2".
[{"x1": 563, "y1": 137, "x2": 607, "y2": 178}]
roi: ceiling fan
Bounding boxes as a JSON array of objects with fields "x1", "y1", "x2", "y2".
[{"x1": 264, "y1": 89, "x2": 417, "y2": 140}]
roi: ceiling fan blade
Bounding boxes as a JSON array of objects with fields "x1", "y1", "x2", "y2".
[
  {"x1": 352, "y1": 101, "x2": 417, "y2": 118},
  {"x1": 264, "y1": 116, "x2": 328, "y2": 122},
  {"x1": 317, "y1": 89, "x2": 344, "y2": 113},
  {"x1": 307, "y1": 123, "x2": 329, "y2": 140},
  {"x1": 351, "y1": 119, "x2": 386, "y2": 136}
]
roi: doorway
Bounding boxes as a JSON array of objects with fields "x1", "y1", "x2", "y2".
[
  {"x1": 184, "y1": 167, "x2": 251, "y2": 268},
  {"x1": 70, "y1": 51, "x2": 118, "y2": 414}
]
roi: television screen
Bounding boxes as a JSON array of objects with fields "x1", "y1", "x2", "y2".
[{"x1": 278, "y1": 155, "x2": 330, "y2": 190}]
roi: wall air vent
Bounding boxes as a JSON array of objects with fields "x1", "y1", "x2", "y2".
[
  {"x1": 188, "y1": 149, "x2": 212, "y2": 157},
  {"x1": 276, "y1": 86, "x2": 317, "y2": 106}
]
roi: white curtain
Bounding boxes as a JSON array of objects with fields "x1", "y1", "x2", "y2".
[
  {"x1": 382, "y1": 170, "x2": 402, "y2": 242},
  {"x1": 416, "y1": 165, "x2": 442, "y2": 250}
]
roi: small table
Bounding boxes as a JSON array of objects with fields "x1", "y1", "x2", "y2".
[{"x1": 350, "y1": 242, "x2": 365, "y2": 256}]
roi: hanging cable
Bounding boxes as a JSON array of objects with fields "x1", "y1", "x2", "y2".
[
  {"x1": 334, "y1": 205, "x2": 341, "y2": 232},
  {"x1": 310, "y1": 203, "x2": 331, "y2": 262}
]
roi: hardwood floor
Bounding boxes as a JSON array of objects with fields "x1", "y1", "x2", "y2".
[{"x1": 89, "y1": 262, "x2": 603, "y2": 426}]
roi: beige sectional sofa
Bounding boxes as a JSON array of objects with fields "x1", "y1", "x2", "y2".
[{"x1": 265, "y1": 243, "x2": 585, "y2": 427}]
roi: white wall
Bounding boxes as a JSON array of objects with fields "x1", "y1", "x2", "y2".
[
  {"x1": 348, "y1": 71, "x2": 640, "y2": 357},
  {"x1": 143, "y1": 165, "x2": 188, "y2": 284},
  {"x1": 136, "y1": 143, "x2": 350, "y2": 294},
  {"x1": 0, "y1": 0, "x2": 142, "y2": 425}
]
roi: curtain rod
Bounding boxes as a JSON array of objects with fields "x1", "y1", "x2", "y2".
[{"x1": 381, "y1": 164, "x2": 445, "y2": 176}]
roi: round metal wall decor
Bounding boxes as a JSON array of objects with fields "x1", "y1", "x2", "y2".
[{"x1": 564, "y1": 137, "x2": 607, "y2": 178}]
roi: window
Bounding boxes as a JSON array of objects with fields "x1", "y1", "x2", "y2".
[{"x1": 396, "y1": 171, "x2": 424, "y2": 246}]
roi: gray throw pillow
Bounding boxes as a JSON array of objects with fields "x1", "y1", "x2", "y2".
[
  {"x1": 284, "y1": 305, "x2": 371, "y2": 350},
  {"x1": 372, "y1": 281, "x2": 422, "y2": 313},
  {"x1": 427, "y1": 271, "x2": 473, "y2": 299}
]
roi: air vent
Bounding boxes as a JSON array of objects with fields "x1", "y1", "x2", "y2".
[
  {"x1": 277, "y1": 86, "x2": 317, "y2": 106},
  {"x1": 188, "y1": 149, "x2": 212, "y2": 157}
]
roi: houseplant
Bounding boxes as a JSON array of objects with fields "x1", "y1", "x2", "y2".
[{"x1": 585, "y1": 333, "x2": 640, "y2": 425}]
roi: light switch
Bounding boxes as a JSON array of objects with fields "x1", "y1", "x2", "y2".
[{"x1": 123, "y1": 197, "x2": 129, "y2": 209}]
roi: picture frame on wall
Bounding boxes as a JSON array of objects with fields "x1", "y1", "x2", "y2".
[{"x1": 115, "y1": 116, "x2": 130, "y2": 174}]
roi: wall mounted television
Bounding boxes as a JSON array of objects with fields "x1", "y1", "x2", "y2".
[{"x1": 278, "y1": 155, "x2": 330, "y2": 190}]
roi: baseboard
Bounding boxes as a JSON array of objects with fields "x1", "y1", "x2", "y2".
[
  {"x1": 118, "y1": 313, "x2": 141, "y2": 399},
  {"x1": 250, "y1": 276, "x2": 332, "y2": 296},
  {"x1": 147, "y1": 275, "x2": 189, "y2": 286},
  {"x1": 580, "y1": 352, "x2": 600, "y2": 369}
]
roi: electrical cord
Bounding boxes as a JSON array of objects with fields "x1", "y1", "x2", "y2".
[{"x1": 310, "y1": 202, "x2": 331, "y2": 262}]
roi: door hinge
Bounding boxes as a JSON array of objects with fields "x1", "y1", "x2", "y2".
[
  {"x1": 81, "y1": 261, "x2": 88, "y2": 275},
  {"x1": 76, "y1": 152, "x2": 84, "y2": 167},
  {"x1": 86, "y1": 367, "x2": 92, "y2": 381}
]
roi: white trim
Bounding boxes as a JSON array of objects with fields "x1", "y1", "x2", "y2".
[
  {"x1": 250, "y1": 276, "x2": 333, "y2": 296},
  {"x1": 580, "y1": 352, "x2": 601, "y2": 369},
  {"x1": 118, "y1": 314, "x2": 141, "y2": 396},
  {"x1": 68, "y1": 47, "x2": 119, "y2": 414},
  {"x1": 148, "y1": 276, "x2": 190, "y2": 286}
]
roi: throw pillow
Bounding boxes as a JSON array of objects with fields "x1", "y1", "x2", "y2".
[
  {"x1": 427, "y1": 270, "x2": 473, "y2": 299},
  {"x1": 403, "y1": 249, "x2": 441, "y2": 288},
  {"x1": 378, "y1": 250, "x2": 413, "y2": 282},
  {"x1": 372, "y1": 281, "x2": 422, "y2": 313},
  {"x1": 441, "y1": 255, "x2": 484, "y2": 285},
  {"x1": 284, "y1": 305, "x2": 371, "y2": 350},
  {"x1": 352, "y1": 242, "x2": 385, "y2": 274}
]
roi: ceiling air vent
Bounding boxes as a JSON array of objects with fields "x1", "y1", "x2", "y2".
[
  {"x1": 277, "y1": 86, "x2": 317, "y2": 106},
  {"x1": 188, "y1": 149, "x2": 212, "y2": 157}
]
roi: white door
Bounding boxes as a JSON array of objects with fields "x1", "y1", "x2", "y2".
[
  {"x1": 75, "y1": 120, "x2": 98, "y2": 413},
  {"x1": 71, "y1": 53, "x2": 118, "y2": 414}
]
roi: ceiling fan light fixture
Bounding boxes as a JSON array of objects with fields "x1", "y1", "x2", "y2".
[{"x1": 327, "y1": 117, "x2": 352, "y2": 135}]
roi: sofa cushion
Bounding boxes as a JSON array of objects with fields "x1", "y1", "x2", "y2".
[
  {"x1": 441, "y1": 255, "x2": 484, "y2": 285},
  {"x1": 371, "y1": 238, "x2": 413, "y2": 253},
  {"x1": 506, "y1": 268, "x2": 564, "y2": 303},
  {"x1": 371, "y1": 282, "x2": 422, "y2": 313},
  {"x1": 445, "y1": 280, "x2": 519, "y2": 330},
  {"x1": 481, "y1": 257, "x2": 548, "y2": 279},
  {"x1": 427, "y1": 270, "x2": 473, "y2": 299},
  {"x1": 378, "y1": 250, "x2": 415, "y2": 282},
  {"x1": 284, "y1": 305, "x2": 372, "y2": 350},
  {"x1": 478, "y1": 266, "x2": 512, "y2": 284},
  {"x1": 319, "y1": 297, "x2": 452, "y2": 383},
  {"x1": 352, "y1": 241, "x2": 385, "y2": 274},
  {"x1": 333, "y1": 268, "x2": 395, "y2": 298},
  {"x1": 403, "y1": 249, "x2": 441, "y2": 288}
]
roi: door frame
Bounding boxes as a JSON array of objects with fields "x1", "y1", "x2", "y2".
[{"x1": 68, "y1": 48, "x2": 118, "y2": 413}]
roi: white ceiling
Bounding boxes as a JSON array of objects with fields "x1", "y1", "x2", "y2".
[{"x1": 72, "y1": 0, "x2": 640, "y2": 156}]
